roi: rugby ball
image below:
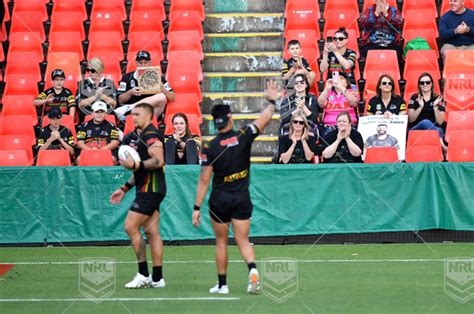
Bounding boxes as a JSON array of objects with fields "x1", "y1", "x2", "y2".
[{"x1": 118, "y1": 145, "x2": 141, "y2": 163}]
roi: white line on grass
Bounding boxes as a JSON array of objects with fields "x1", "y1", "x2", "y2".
[
  {"x1": 1, "y1": 258, "x2": 472, "y2": 265},
  {"x1": 0, "y1": 297, "x2": 240, "y2": 303}
]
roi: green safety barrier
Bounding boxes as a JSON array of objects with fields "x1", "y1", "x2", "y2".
[{"x1": 1, "y1": 163, "x2": 473, "y2": 244}]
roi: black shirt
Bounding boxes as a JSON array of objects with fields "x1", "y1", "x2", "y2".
[
  {"x1": 408, "y1": 93, "x2": 446, "y2": 128},
  {"x1": 365, "y1": 134, "x2": 400, "y2": 148},
  {"x1": 77, "y1": 120, "x2": 119, "y2": 149},
  {"x1": 322, "y1": 128, "x2": 364, "y2": 163},
  {"x1": 117, "y1": 71, "x2": 174, "y2": 105},
  {"x1": 123, "y1": 124, "x2": 166, "y2": 195},
  {"x1": 36, "y1": 87, "x2": 76, "y2": 115},
  {"x1": 37, "y1": 125, "x2": 74, "y2": 150},
  {"x1": 279, "y1": 93, "x2": 319, "y2": 136},
  {"x1": 278, "y1": 135, "x2": 320, "y2": 164},
  {"x1": 201, "y1": 124, "x2": 259, "y2": 193},
  {"x1": 281, "y1": 57, "x2": 312, "y2": 75},
  {"x1": 367, "y1": 95, "x2": 406, "y2": 115},
  {"x1": 326, "y1": 49, "x2": 358, "y2": 85}
]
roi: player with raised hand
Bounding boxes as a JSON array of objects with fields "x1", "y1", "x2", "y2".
[
  {"x1": 109, "y1": 103, "x2": 167, "y2": 289},
  {"x1": 192, "y1": 81, "x2": 280, "y2": 295}
]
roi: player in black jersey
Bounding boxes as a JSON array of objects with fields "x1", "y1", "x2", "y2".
[
  {"x1": 192, "y1": 81, "x2": 279, "y2": 295},
  {"x1": 110, "y1": 103, "x2": 167, "y2": 289}
]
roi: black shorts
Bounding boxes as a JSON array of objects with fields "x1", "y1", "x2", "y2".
[
  {"x1": 129, "y1": 192, "x2": 165, "y2": 216},
  {"x1": 208, "y1": 190, "x2": 253, "y2": 223}
]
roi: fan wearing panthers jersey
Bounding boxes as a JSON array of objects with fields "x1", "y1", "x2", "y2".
[{"x1": 192, "y1": 81, "x2": 280, "y2": 295}]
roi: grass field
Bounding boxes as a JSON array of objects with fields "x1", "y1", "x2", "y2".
[{"x1": 1, "y1": 243, "x2": 473, "y2": 313}]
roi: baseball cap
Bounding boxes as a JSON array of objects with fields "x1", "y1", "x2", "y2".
[
  {"x1": 51, "y1": 69, "x2": 65, "y2": 80},
  {"x1": 47, "y1": 107, "x2": 63, "y2": 119},
  {"x1": 136, "y1": 51, "x2": 151, "y2": 61},
  {"x1": 91, "y1": 101, "x2": 108, "y2": 112},
  {"x1": 211, "y1": 103, "x2": 231, "y2": 130}
]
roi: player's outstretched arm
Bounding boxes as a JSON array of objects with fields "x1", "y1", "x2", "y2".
[
  {"x1": 253, "y1": 80, "x2": 279, "y2": 133},
  {"x1": 192, "y1": 166, "x2": 213, "y2": 227}
]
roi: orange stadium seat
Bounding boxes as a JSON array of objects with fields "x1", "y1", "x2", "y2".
[
  {"x1": 283, "y1": 29, "x2": 319, "y2": 59},
  {"x1": 323, "y1": 10, "x2": 360, "y2": 38},
  {"x1": 89, "y1": 11, "x2": 125, "y2": 40},
  {"x1": 78, "y1": 149, "x2": 114, "y2": 166},
  {"x1": 170, "y1": 0, "x2": 205, "y2": 20},
  {"x1": 166, "y1": 71, "x2": 203, "y2": 101},
  {"x1": 286, "y1": 0, "x2": 320, "y2": 19},
  {"x1": 363, "y1": 0, "x2": 397, "y2": 11},
  {"x1": 42, "y1": 115, "x2": 77, "y2": 140},
  {"x1": 402, "y1": 10, "x2": 439, "y2": 38},
  {"x1": 167, "y1": 30, "x2": 204, "y2": 60},
  {"x1": 9, "y1": 12, "x2": 46, "y2": 42},
  {"x1": 324, "y1": 0, "x2": 358, "y2": 15},
  {"x1": 166, "y1": 93, "x2": 202, "y2": 123},
  {"x1": 48, "y1": 32, "x2": 85, "y2": 61},
  {"x1": 129, "y1": 11, "x2": 165, "y2": 41},
  {"x1": 4, "y1": 52, "x2": 42, "y2": 82},
  {"x1": 0, "y1": 135, "x2": 34, "y2": 165},
  {"x1": 50, "y1": 12, "x2": 86, "y2": 41},
  {"x1": 3, "y1": 74, "x2": 39, "y2": 96},
  {"x1": 44, "y1": 52, "x2": 81, "y2": 94},
  {"x1": 130, "y1": 0, "x2": 166, "y2": 21},
  {"x1": 2, "y1": 98, "x2": 38, "y2": 126},
  {"x1": 166, "y1": 51, "x2": 203, "y2": 81},
  {"x1": 446, "y1": 130, "x2": 474, "y2": 162},
  {"x1": 405, "y1": 130, "x2": 444, "y2": 162},
  {"x1": 88, "y1": 31, "x2": 124, "y2": 61},
  {"x1": 36, "y1": 150, "x2": 72, "y2": 166},
  {"x1": 8, "y1": 32, "x2": 44, "y2": 62},
  {"x1": 407, "y1": 130, "x2": 441, "y2": 147},
  {"x1": 403, "y1": 29, "x2": 439, "y2": 58},
  {"x1": 0, "y1": 150, "x2": 30, "y2": 166},
  {"x1": 12, "y1": 0, "x2": 48, "y2": 22},
  {"x1": 364, "y1": 147, "x2": 399, "y2": 163},
  {"x1": 91, "y1": 0, "x2": 127, "y2": 21},
  {"x1": 168, "y1": 11, "x2": 204, "y2": 40},
  {"x1": 284, "y1": 9, "x2": 320, "y2": 36},
  {"x1": 127, "y1": 31, "x2": 165, "y2": 62},
  {"x1": 443, "y1": 74, "x2": 474, "y2": 112},
  {"x1": 403, "y1": 50, "x2": 440, "y2": 81},
  {"x1": 402, "y1": 0, "x2": 438, "y2": 18},
  {"x1": 84, "y1": 114, "x2": 117, "y2": 126},
  {"x1": 165, "y1": 113, "x2": 201, "y2": 137},
  {"x1": 443, "y1": 50, "x2": 474, "y2": 78},
  {"x1": 364, "y1": 50, "x2": 400, "y2": 80},
  {"x1": 0, "y1": 115, "x2": 36, "y2": 145},
  {"x1": 52, "y1": 0, "x2": 88, "y2": 21},
  {"x1": 87, "y1": 52, "x2": 122, "y2": 84},
  {"x1": 445, "y1": 111, "x2": 474, "y2": 142}
]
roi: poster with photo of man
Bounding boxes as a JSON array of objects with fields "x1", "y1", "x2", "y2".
[{"x1": 357, "y1": 115, "x2": 408, "y2": 160}]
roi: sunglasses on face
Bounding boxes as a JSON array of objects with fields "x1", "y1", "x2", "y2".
[
  {"x1": 294, "y1": 80, "x2": 306, "y2": 85},
  {"x1": 292, "y1": 120, "x2": 305, "y2": 125},
  {"x1": 86, "y1": 68, "x2": 97, "y2": 74},
  {"x1": 334, "y1": 37, "x2": 346, "y2": 41},
  {"x1": 381, "y1": 81, "x2": 393, "y2": 86},
  {"x1": 419, "y1": 80, "x2": 432, "y2": 85}
]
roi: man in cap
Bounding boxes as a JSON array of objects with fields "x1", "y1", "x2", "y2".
[
  {"x1": 33, "y1": 69, "x2": 76, "y2": 118},
  {"x1": 191, "y1": 81, "x2": 280, "y2": 295},
  {"x1": 37, "y1": 107, "x2": 75, "y2": 156},
  {"x1": 115, "y1": 51, "x2": 175, "y2": 121}
]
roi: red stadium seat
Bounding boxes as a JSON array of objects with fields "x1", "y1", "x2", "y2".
[
  {"x1": 48, "y1": 32, "x2": 85, "y2": 61},
  {"x1": 405, "y1": 145, "x2": 444, "y2": 162},
  {"x1": 87, "y1": 52, "x2": 122, "y2": 84},
  {"x1": 123, "y1": 114, "x2": 158, "y2": 137},
  {"x1": 166, "y1": 93, "x2": 202, "y2": 123},
  {"x1": 443, "y1": 50, "x2": 474, "y2": 78},
  {"x1": 403, "y1": 29, "x2": 439, "y2": 58},
  {"x1": 78, "y1": 149, "x2": 114, "y2": 166},
  {"x1": 284, "y1": 9, "x2": 320, "y2": 36},
  {"x1": 129, "y1": 11, "x2": 165, "y2": 41},
  {"x1": 36, "y1": 150, "x2": 72, "y2": 166},
  {"x1": 2, "y1": 98, "x2": 37, "y2": 126},
  {"x1": 403, "y1": 50, "x2": 440, "y2": 81},
  {"x1": 324, "y1": 0, "x2": 358, "y2": 16},
  {"x1": 170, "y1": 0, "x2": 205, "y2": 20},
  {"x1": 168, "y1": 11, "x2": 204, "y2": 40},
  {"x1": 0, "y1": 115, "x2": 36, "y2": 145},
  {"x1": 402, "y1": 10, "x2": 439, "y2": 38},
  {"x1": 8, "y1": 32, "x2": 44, "y2": 62},
  {"x1": 84, "y1": 114, "x2": 117, "y2": 126},
  {"x1": 364, "y1": 50, "x2": 400, "y2": 80},
  {"x1": 3, "y1": 75, "x2": 39, "y2": 96},
  {"x1": 364, "y1": 147, "x2": 399, "y2": 163},
  {"x1": 166, "y1": 51, "x2": 203, "y2": 81},
  {"x1": 166, "y1": 71, "x2": 203, "y2": 102},
  {"x1": 44, "y1": 52, "x2": 81, "y2": 94},
  {"x1": 91, "y1": 0, "x2": 127, "y2": 21},
  {"x1": 444, "y1": 74, "x2": 474, "y2": 113},
  {"x1": 50, "y1": 12, "x2": 86, "y2": 41},
  {"x1": 407, "y1": 130, "x2": 441, "y2": 147},
  {"x1": 127, "y1": 31, "x2": 165, "y2": 63},
  {"x1": 165, "y1": 113, "x2": 201, "y2": 137},
  {"x1": 445, "y1": 111, "x2": 474, "y2": 142},
  {"x1": 167, "y1": 30, "x2": 204, "y2": 60},
  {"x1": 0, "y1": 150, "x2": 30, "y2": 166},
  {"x1": 4, "y1": 52, "x2": 42, "y2": 82},
  {"x1": 42, "y1": 115, "x2": 77, "y2": 140},
  {"x1": 323, "y1": 10, "x2": 360, "y2": 38},
  {"x1": 285, "y1": 0, "x2": 320, "y2": 19},
  {"x1": 89, "y1": 11, "x2": 125, "y2": 40},
  {"x1": 363, "y1": 0, "x2": 397, "y2": 11},
  {"x1": 402, "y1": 0, "x2": 438, "y2": 18},
  {"x1": 52, "y1": 0, "x2": 88, "y2": 21},
  {"x1": 0, "y1": 135, "x2": 34, "y2": 165},
  {"x1": 130, "y1": 0, "x2": 166, "y2": 21},
  {"x1": 283, "y1": 29, "x2": 319, "y2": 59},
  {"x1": 88, "y1": 32, "x2": 124, "y2": 61},
  {"x1": 12, "y1": 0, "x2": 48, "y2": 21},
  {"x1": 9, "y1": 12, "x2": 45, "y2": 42},
  {"x1": 447, "y1": 145, "x2": 474, "y2": 162}
]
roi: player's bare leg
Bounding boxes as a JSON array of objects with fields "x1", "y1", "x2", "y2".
[
  {"x1": 209, "y1": 219, "x2": 230, "y2": 294},
  {"x1": 232, "y1": 218, "x2": 260, "y2": 294},
  {"x1": 143, "y1": 211, "x2": 165, "y2": 288}
]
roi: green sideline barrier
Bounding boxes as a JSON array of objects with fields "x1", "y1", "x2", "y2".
[{"x1": 1, "y1": 163, "x2": 474, "y2": 244}]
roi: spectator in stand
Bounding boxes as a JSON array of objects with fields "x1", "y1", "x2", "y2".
[
  {"x1": 76, "y1": 58, "x2": 117, "y2": 122},
  {"x1": 281, "y1": 40, "x2": 317, "y2": 89},
  {"x1": 439, "y1": 0, "x2": 474, "y2": 60},
  {"x1": 37, "y1": 107, "x2": 75, "y2": 157},
  {"x1": 407, "y1": 72, "x2": 447, "y2": 150},
  {"x1": 317, "y1": 71, "x2": 359, "y2": 139},
  {"x1": 278, "y1": 111, "x2": 320, "y2": 164},
  {"x1": 322, "y1": 111, "x2": 364, "y2": 163},
  {"x1": 320, "y1": 28, "x2": 358, "y2": 88},
  {"x1": 279, "y1": 74, "x2": 319, "y2": 137},
  {"x1": 115, "y1": 51, "x2": 175, "y2": 122},
  {"x1": 359, "y1": 0, "x2": 404, "y2": 66},
  {"x1": 33, "y1": 69, "x2": 76, "y2": 118},
  {"x1": 164, "y1": 113, "x2": 201, "y2": 165},
  {"x1": 76, "y1": 101, "x2": 120, "y2": 162},
  {"x1": 367, "y1": 74, "x2": 406, "y2": 118}
]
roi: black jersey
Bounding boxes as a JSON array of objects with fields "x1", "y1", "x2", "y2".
[
  {"x1": 326, "y1": 49, "x2": 358, "y2": 85},
  {"x1": 408, "y1": 94, "x2": 446, "y2": 128},
  {"x1": 37, "y1": 125, "x2": 74, "y2": 150},
  {"x1": 77, "y1": 120, "x2": 119, "y2": 149},
  {"x1": 367, "y1": 95, "x2": 406, "y2": 115},
  {"x1": 201, "y1": 124, "x2": 259, "y2": 192},
  {"x1": 36, "y1": 87, "x2": 76, "y2": 115},
  {"x1": 117, "y1": 71, "x2": 174, "y2": 105},
  {"x1": 123, "y1": 124, "x2": 166, "y2": 195},
  {"x1": 365, "y1": 134, "x2": 400, "y2": 148}
]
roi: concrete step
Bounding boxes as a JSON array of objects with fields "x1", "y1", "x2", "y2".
[
  {"x1": 204, "y1": 13, "x2": 284, "y2": 34},
  {"x1": 201, "y1": 113, "x2": 280, "y2": 136},
  {"x1": 202, "y1": 135, "x2": 278, "y2": 158},
  {"x1": 202, "y1": 92, "x2": 267, "y2": 114},
  {"x1": 203, "y1": 52, "x2": 282, "y2": 72},
  {"x1": 203, "y1": 33, "x2": 284, "y2": 53},
  {"x1": 202, "y1": 71, "x2": 280, "y2": 93},
  {"x1": 205, "y1": 0, "x2": 285, "y2": 14}
]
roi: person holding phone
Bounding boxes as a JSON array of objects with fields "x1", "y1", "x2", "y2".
[{"x1": 320, "y1": 28, "x2": 358, "y2": 87}]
